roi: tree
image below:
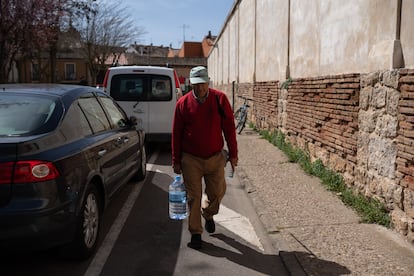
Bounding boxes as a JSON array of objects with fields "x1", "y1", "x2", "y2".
[
  {"x1": 48, "y1": 0, "x2": 96, "y2": 83},
  {"x1": 0, "y1": 0, "x2": 60, "y2": 83},
  {"x1": 73, "y1": 0, "x2": 146, "y2": 84},
  {"x1": 0, "y1": 0, "x2": 96, "y2": 83}
]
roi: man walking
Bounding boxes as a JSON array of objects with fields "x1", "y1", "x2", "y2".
[{"x1": 172, "y1": 66, "x2": 238, "y2": 249}]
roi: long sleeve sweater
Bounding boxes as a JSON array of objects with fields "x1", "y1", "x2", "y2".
[{"x1": 172, "y1": 88, "x2": 238, "y2": 165}]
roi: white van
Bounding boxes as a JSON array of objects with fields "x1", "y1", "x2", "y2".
[{"x1": 103, "y1": 66, "x2": 180, "y2": 142}]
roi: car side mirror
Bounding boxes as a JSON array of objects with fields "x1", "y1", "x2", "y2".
[
  {"x1": 129, "y1": 115, "x2": 144, "y2": 130},
  {"x1": 129, "y1": 116, "x2": 137, "y2": 126}
]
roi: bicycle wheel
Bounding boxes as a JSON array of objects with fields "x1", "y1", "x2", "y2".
[
  {"x1": 234, "y1": 108, "x2": 242, "y2": 128},
  {"x1": 236, "y1": 111, "x2": 247, "y2": 134},
  {"x1": 234, "y1": 108, "x2": 241, "y2": 122}
]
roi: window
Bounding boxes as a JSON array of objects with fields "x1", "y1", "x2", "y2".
[
  {"x1": 151, "y1": 78, "x2": 171, "y2": 100},
  {"x1": 99, "y1": 96, "x2": 128, "y2": 129},
  {"x1": 32, "y1": 63, "x2": 40, "y2": 81},
  {"x1": 0, "y1": 94, "x2": 60, "y2": 135},
  {"x1": 78, "y1": 94, "x2": 110, "y2": 133},
  {"x1": 59, "y1": 102, "x2": 93, "y2": 140},
  {"x1": 65, "y1": 63, "x2": 76, "y2": 80},
  {"x1": 110, "y1": 74, "x2": 172, "y2": 101}
]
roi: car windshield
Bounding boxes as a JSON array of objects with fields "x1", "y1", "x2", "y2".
[{"x1": 0, "y1": 94, "x2": 59, "y2": 136}]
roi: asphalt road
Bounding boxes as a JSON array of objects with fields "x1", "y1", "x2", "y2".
[{"x1": 2, "y1": 143, "x2": 288, "y2": 276}]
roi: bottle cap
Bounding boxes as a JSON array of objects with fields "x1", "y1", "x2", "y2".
[{"x1": 175, "y1": 175, "x2": 181, "y2": 181}]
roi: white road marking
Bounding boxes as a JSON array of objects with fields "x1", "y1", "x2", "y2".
[
  {"x1": 84, "y1": 150, "x2": 159, "y2": 276},
  {"x1": 203, "y1": 194, "x2": 264, "y2": 251}
]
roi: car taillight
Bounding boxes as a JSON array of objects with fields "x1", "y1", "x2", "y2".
[
  {"x1": 102, "y1": 70, "x2": 109, "y2": 91},
  {"x1": 0, "y1": 161, "x2": 60, "y2": 184},
  {"x1": 173, "y1": 70, "x2": 180, "y2": 89}
]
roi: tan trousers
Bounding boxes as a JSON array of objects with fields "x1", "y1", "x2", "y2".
[{"x1": 181, "y1": 152, "x2": 226, "y2": 234}]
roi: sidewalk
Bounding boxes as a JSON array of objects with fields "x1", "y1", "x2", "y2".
[{"x1": 235, "y1": 127, "x2": 414, "y2": 275}]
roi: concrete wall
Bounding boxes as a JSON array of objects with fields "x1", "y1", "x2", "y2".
[
  {"x1": 209, "y1": 0, "x2": 414, "y2": 85},
  {"x1": 256, "y1": 0, "x2": 288, "y2": 82},
  {"x1": 209, "y1": 0, "x2": 289, "y2": 84},
  {"x1": 401, "y1": 0, "x2": 414, "y2": 68},
  {"x1": 290, "y1": 0, "x2": 399, "y2": 77},
  {"x1": 237, "y1": 0, "x2": 255, "y2": 83}
]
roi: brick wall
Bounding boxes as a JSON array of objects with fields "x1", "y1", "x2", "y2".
[
  {"x1": 395, "y1": 69, "x2": 414, "y2": 240},
  {"x1": 252, "y1": 81, "x2": 279, "y2": 129},
  {"x1": 285, "y1": 74, "x2": 360, "y2": 177},
  {"x1": 215, "y1": 82, "x2": 253, "y2": 112},
  {"x1": 217, "y1": 81, "x2": 279, "y2": 129},
  {"x1": 397, "y1": 69, "x2": 414, "y2": 191}
]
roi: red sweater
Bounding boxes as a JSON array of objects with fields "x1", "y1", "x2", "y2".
[{"x1": 172, "y1": 88, "x2": 238, "y2": 165}]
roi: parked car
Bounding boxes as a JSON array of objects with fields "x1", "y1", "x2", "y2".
[
  {"x1": 96, "y1": 83, "x2": 104, "y2": 90},
  {"x1": 103, "y1": 66, "x2": 180, "y2": 142},
  {"x1": 0, "y1": 84, "x2": 146, "y2": 259}
]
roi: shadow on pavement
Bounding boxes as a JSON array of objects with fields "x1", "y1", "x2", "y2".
[
  {"x1": 200, "y1": 233, "x2": 286, "y2": 275},
  {"x1": 279, "y1": 250, "x2": 352, "y2": 275},
  {"x1": 100, "y1": 171, "x2": 184, "y2": 275},
  {"x1": 199, "y1": 233, "x2": 351, "y2": 276}
]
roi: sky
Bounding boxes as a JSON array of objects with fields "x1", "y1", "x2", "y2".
[{"x1": 119, "y1": 0, "x2": 234, "y2": 48}]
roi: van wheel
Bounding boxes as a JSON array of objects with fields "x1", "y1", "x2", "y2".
[{"x1": 67, "y1": 184, "x2": 101, "y2": 260}]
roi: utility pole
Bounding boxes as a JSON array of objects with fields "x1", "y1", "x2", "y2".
[{"x1": 180, "y1": 24, "x2": 190, "y2": 42}]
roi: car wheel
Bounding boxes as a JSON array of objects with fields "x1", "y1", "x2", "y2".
[
  {"x1": 68, "y1": 184, "x2": 101, "y2": 260},
  {"x1": 134, "y1": 146, "x2": 147, "y2": 181}
]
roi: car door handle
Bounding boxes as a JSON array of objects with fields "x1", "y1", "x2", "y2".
[
  {"x1": 115, "y1": 137, "x2": 123, "y2": 144},
  {"x1": 98, "y1": 149, "x2": 107, "y2": 157},
  {"x1": 123, "y1": 138, "x2": 129, "y2": 143}
]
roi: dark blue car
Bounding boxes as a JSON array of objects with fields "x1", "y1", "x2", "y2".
[{"x1": 0, "y1": 84, "x2": 146, "y2": 259}]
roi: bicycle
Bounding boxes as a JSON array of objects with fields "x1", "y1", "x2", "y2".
[{"x1": 233, "y1": 96, "x2": 251, "y2": 134}]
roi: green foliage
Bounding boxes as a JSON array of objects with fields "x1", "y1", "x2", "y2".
[{"x1": 257, "y1": 128, "x2": 391, "y2": 227}]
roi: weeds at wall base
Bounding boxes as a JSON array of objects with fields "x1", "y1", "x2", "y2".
[{"x1": 253, "y1": 126, "x2": 391, "y2": 228}]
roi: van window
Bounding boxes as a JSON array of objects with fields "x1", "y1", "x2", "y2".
[{"x1": 110, "y1": 74, "x2": 172, "y2": 102}]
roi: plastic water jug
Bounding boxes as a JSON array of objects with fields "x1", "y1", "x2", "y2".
[{"x1": 169, "y1": 175, "x2": 187, "y2": 220}]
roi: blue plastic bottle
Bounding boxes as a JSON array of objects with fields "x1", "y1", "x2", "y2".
[{"x1": 169, "y1": 175, "x2": 187, "y2": 220}]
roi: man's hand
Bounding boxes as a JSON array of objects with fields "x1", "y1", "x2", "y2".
[
  {"x1": 173, "y1": 163, "x2": 182, "y2": 175},
  {"x1": 229, "y1": 157, "x2": 238, "y2": 172}
]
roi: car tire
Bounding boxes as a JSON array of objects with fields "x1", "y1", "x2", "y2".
[
  {"x1": 67, "y1": 184, "x2": 101, "y2": 260},
  {"x1": 134, "y1": 146, "x2": 147, "y2": 181}
]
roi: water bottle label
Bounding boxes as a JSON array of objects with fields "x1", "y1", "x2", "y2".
[
  {"x1": 170, "y1": 203, "x2": 187, "y2": 213},
  {"x1": 169, "y1": 190, "x2": 187, "y2": 219},
  {"x1": 169, "y1": 191, "x2": 186, "y2": 202}
]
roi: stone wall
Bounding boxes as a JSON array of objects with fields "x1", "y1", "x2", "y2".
[
  {"x1": 217, "y1": 69, "x2": 414, "y2": 242},
  {"x1": 355, "y1": 69, "x2": 414, "y2": 242},
  {"x1": 356, "y1": 71, "x2": 400, "y2": 201}
]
